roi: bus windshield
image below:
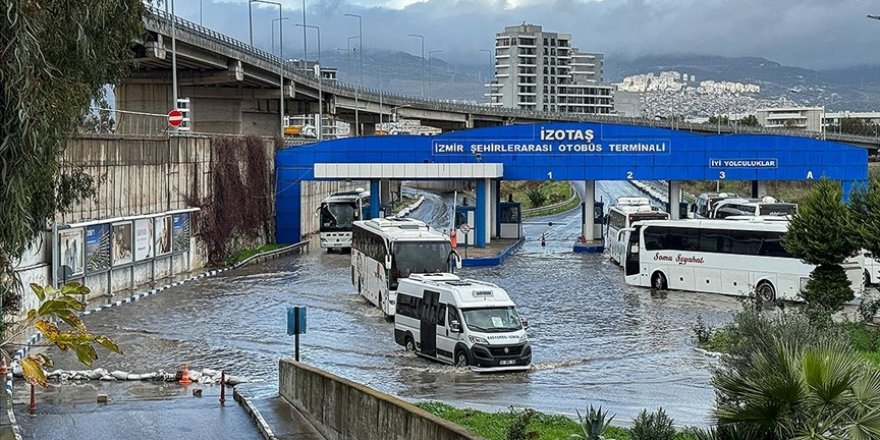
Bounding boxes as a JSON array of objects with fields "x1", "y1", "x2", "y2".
[
  {"x1": 461, "y1": 307, "x2": 522, "y2": 333},
  {"x1": 392, "y1": 241, "x2": 451, "y2": 278},
  {"x1": 320, "y1": 203, "x2": 357, "y2": 232}
]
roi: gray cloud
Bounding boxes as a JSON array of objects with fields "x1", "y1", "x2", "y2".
[{"x1": 172, "y1": 0, "x2": 880, "y2": 69}]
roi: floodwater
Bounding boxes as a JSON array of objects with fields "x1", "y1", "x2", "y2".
[{"x1": 33, "y1": 181, "x2": 744, "y2": 427}]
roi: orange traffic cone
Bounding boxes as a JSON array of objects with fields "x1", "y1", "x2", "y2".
[
  {"x1": 180, "y1": 364, "x2": 192, "y2": 384},
  {"x1": 450, "y1": 230, "x2": 458, "y2": 249}
]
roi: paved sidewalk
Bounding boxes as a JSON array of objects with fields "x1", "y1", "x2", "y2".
[
  {"x1": 12, "y1": 380, "x2": 262, "y2": 440},
  {"x1": 236, "y1": 384, "x2": 325, "y2": 440}
]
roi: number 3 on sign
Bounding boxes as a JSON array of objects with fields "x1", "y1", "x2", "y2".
[
  {"x1": 547, "y1": 171, "x2": 553, "y2": 180},
  {"x1": 719, "y1": 171, "x2": 726, "y2": 180}
]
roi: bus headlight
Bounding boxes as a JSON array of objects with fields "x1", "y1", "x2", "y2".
[{"x1": 468, "y1": 335, "x2": 489, "y2": 345}]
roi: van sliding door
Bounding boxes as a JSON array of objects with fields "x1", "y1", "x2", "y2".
[{"x1": 419, "y1": 290, "x2": 440, "y2": 357}]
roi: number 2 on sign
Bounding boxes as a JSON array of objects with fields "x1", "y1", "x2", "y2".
[
  {"x1": 626, "y1": 171, "x2": 633, "y2": 180},
  {"x1": 547, "y1": 171, "x2": 553, "y2": 180}
]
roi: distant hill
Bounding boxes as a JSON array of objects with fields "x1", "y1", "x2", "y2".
[{"x1": 323, "y1": 51, "x2": 880, "y2": 111}]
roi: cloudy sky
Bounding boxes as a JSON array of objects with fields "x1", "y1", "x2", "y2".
[{"x1": 164, "y1": 0, "x2": 880, "y2": 69}]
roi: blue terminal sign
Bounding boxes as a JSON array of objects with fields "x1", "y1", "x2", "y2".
[{"x1": 433, "y1": 127, "x2": 669, "y2": 156}]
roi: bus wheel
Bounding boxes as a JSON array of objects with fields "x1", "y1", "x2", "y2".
[
  {"x1": 756, "y1": 281, "x2": 776, "y2": 303},
  {"x1": 455, "y1": 350, "x2": 469, "y2": 368},
  {"x1": 651, "y1": 272, "x2": 668, "y2": 291},
  {"x1": 404, "y1": 335, "x2": 416, "y2": 352}
]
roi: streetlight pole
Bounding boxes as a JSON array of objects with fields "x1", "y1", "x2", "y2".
[
  {"x1": 200, "y1": 0, "x2": 203, "y2": 26},
  {"x1": 345, "y1": 14, "x2": 363, "y2": 136},
  {"x1": 271, "y1": 17, "x2": 289, "y2": 55},
  {"x1": 409, "y1": 34, "x2": 425, "y2": 98},
  {"x1": 252, "y1": 0, "x2": 285, "y2": 138},
  {"x1": 428, "y1": 50, "x2": 442, "y2": 98},
  {"x1": 171, "y1": 0, "x2": 178, "y2": 120},
  {"x1": 297, "y1": 24, "x2": 323, "y2": 140},
  {"x1": 248, "y1": 0, "x2": 254, "y2": 46},
  {"x1": 479, "y1": 49, "x2": 493, "y2": 83},
  {"x1": 301, "y1": 0, "x2": 308, "y2": 69}
]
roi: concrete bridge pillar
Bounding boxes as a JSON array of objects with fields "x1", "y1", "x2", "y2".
[
  {"x1": 751, "y1": 181, "x2": 768, "y2": 199},
  {"x1": 380, "y1": 179, "x2": 392, "y2": 213},
  {"x1": 668, "y1": 181, "x2": 682, "y2": 219},
  {"x1": 582, "y1": 181, "x2": 596, "y2": 240}
]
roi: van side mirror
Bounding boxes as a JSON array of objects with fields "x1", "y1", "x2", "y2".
[
  {"x1": 385, "y1": 255, "x2": 392, "y2": 269},
  {"x1": 520, "y1": 318, "x2": 529, "y2": 329},
  {"x1": 450, "y1": 321, "x2": 462, "y2": 333}
]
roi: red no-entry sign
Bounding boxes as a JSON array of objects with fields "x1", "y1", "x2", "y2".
[{"x1": 167, "y1": 109, "x2": 183, "y2": 127}]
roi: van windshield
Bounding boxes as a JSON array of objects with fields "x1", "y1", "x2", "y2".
[{"x1": 461, "y1": 307, "x2": 522, "y2": 333}]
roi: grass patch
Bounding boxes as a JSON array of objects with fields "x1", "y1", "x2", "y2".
[
  {"x1": 390, "y1": 196, "x2": 419, "y2": 215},
  {"x1": 501, "y1": 181, "x2": 574, "y2": 211},
  {"x1": 226, "y1": 243, "x2": 284, "y2": 265},
  {"x1": 416, "y1": 401, "x2": 699, "y2": 440}
]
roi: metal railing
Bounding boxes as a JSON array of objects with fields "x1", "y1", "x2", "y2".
[
  {"x1": 142, "y1": 7, "x2": 880, "y2": 147},
  {"x1": 79, "y1": 107, "x2": 170, "y2": 136}
]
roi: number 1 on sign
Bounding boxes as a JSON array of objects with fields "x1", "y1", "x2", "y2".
[{"x1": 547, "y1": 171, "x2": 553, "y2": 180}]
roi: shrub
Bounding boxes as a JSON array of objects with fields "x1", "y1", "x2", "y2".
[
  {"x1": 527, "y1": 189, "x2": 547, "y2": 207},
  {"x1": 631, "y1": 408, "x2": 676, "y2": 440},
  {"x1": 571, "y1": 405, "x2": 614, "y2": 440},
  {"x1": 506, "y1": 408, "x2": 536, "y2": 440}
]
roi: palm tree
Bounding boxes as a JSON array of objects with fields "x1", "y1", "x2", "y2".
[{"x1": 712, "y1": 338, "x2": 880, "y2": 439}]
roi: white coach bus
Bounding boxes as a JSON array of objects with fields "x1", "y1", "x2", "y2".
[
  {"x1": 606, "y1": 197, "x2": 669, "y2": 265},
  {"x1": 351, "y1": 218, "x2": 456, "y2": 317},
  {"x1": 621, "y1": 219, "x2": 864, "y2": 302},
  {"x1": 318, "y1": 189, "x2": 370, "y2": 250}
]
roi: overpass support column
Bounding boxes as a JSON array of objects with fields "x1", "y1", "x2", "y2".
[
  {"x1": 669, "y1": 181, "x2": 682, "y2": 220},
  {"x1": 574, "y1": 180, "x2": 603, "y2": 253},
  {"x1": 361, "y1": 123, "x2": 376, "y2": 136},
  {"x1": 491, "y1": 180, "x2": 501, "y2": 238},
  {"x1": 370, "y1": 180, "x2": 381, "y2": 219},
  {"x1": 475, "y1": 179, "x2": 489, "y2": 248},
  {"x1": 380, "y1": 179, "x2": 392, "y2": 214},
  {"x1": 751, "y1": 181, "x2": 768, "y2": 199}
]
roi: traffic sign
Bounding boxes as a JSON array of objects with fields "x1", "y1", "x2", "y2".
[
  {"x1": 167, "y1": 109, "x2": 183, "y2": 128},
  {"x1": 459, "y1": 224, "x2": 471, "y2": 234}
]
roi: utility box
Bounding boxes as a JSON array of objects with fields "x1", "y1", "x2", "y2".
[
  {"x1": 454, "y1": 206, "x2": 476, "y2": 246},
  {"x1": 497, "y1": 202, "x2": 522, "y2": 239}
]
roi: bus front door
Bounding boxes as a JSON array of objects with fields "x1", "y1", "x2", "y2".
[
  {"x1": 625, "y1": 227, "x2": 641, "y2": 277},
  {"x1": 420, "y1": 290, "x2": 440, "y2": 358}
]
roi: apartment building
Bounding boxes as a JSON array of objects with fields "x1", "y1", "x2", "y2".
[{"x1": 486, "y1": 24, "x2": 614, "y2": 114}]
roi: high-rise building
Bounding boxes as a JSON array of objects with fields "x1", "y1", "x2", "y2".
[{"x1": 486, "y1": 24, "x2": 614, "y2": 114}]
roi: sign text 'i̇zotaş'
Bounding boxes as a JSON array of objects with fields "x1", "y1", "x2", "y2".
[{"x1": 432, "y1": 128, "x2": 670, "y2": 155}]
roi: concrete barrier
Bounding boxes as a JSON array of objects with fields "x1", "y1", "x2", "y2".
[{"x1": 279, "y1": 360, "x2": 487, "y2": 440}]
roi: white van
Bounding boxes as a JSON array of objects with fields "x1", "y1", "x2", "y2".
[{"x1": 394, "y1": 273, "x2": 531, "y2": 372}]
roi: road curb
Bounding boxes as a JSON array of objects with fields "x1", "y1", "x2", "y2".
[
  {"x1": 461, "y1": 238, "x2": 525, "y2": 267},
  {"x1": 234, "y1": 388, "x2": 279, "y2": 440}
]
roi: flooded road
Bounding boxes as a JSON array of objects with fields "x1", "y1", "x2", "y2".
[{"x1": 36, "y1": 180, "x2": 743, "y2": 427}]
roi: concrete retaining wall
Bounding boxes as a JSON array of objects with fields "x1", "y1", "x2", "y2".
[{"x1": 279, "y1": 359, "x2": 487, "y2": 440}]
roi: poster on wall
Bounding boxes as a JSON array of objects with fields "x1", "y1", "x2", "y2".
[
  {"x1": 84, "y1": 223, "x2": 110, "y2": 274},
  {"x1": 154, "y1": 215, "x2": 172, "y2": 257},
  {"x1": 111, "y1": 221, "x2": 134, "y2": 266},
  {"x1": 58, "y1": 228, "x2": 85, "y2": 279},
  {"x1": 134, "y1": 218, "x2": 154, "y2": 262},
  {"x1": 171, "y1": 213, "x2": 191, "y2": 255}
]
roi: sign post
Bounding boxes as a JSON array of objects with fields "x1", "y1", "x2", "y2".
[
  {"x1": 287, "y1": 306, "x2": 307, "y2": 361},
  {"x1": 167, "y1": 109, "x2": 183, "y2": 128}
]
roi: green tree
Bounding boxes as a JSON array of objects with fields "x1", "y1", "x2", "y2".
[
  {"x1": 708, "y1": 115, "x2": 731, "y2": 126},
  {"x1": 1, "y1": 1, "x2": 145, "y2": 318},
  {"x1": 712, "y1": 339, "x2": 880, "y2": 439},
  {"x1": 738, "y1": 115, "x2": 759, "y2": 127},
  {"x1": 782, "y1": 178, "x2": 859, "y2": 313},
  {"x1": 849, "y1": 176, "x2": 880, "y2": 260},
  {"x1": 1, "y1": 283, "x2": 122, "y2": 386}
]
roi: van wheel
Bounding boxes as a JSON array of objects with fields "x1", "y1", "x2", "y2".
[
  {"x1": 454, "y1": 350, "x2": 469, "y2": 367},
  {"x1": 651, "y1": 272, "x2": 668, "y2": 291},
  {"x1": 404, "y1": 335, "x2": 416, "y2": 352},
  {"x1": 756, "y1": 281, "x2": 776, "y2": 303},
  {"x1": 865, "y1": 270, "x2": 872, "y2": 287}
]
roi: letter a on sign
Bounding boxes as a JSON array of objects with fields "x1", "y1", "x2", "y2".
[{"x1": 806, "y1": 171, "x2": 814, "y2": 180}]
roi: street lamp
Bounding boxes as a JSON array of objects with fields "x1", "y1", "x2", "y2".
[
  {"x1": 252, "y1": 0, "x2": 285, "y2": 138},
  {"x1": 479, "y1": 49, "x2": 493, "y2": 83},
  {"x1": 409, "y1": 34, "x2": 425, "y2": 98},
  {"x1": 868, "y1": 14, "x2": 880, "y2": 21},
  {"x1": 296, "y1": 24, "x2": 323, "y2": 140},
  {"x1": 428, "y1": 50, "x2": 442, "y2": 98},
  {"x1": 301, "y1": 0, "x2": 308, "y2": 69},
  {"x1": 344, "y1": 14, "x2": 363, "y2": 135},
  {"x1": 169, "y1": 0, "x2": 179, "y2": 122},
  {"x1": 271, "y1": 17, "x2": 289, "y2": 55}
]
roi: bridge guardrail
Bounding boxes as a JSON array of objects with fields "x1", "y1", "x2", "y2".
[{"x1": 142, "y1": 7, "x2": 880, "y2": 147}]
